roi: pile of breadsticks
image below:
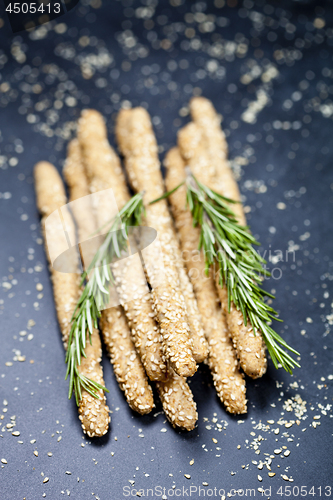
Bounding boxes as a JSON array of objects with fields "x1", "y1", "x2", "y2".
[{"x1": 34, "y1": 97, "x2": 267, "y2": 438}]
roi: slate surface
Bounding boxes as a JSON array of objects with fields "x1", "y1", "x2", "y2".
[{"x1": 0, "y1": 0, "x2": 332, "y2": 499}]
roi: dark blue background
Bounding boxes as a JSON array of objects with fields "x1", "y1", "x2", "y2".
[{"x1": 0, "y1": 0, "x2": 332, "y2": 498}]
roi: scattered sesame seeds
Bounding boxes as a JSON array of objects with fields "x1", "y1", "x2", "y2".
[
  {"x1": 277, "y1": 202, "x2": 286, "y2": 210},
  {"x1": 0, "y1": 2, "x2": 331, "y2": 494},
  {"x1": 281, "y1": 474, "x2": 294, "y2": 482}
]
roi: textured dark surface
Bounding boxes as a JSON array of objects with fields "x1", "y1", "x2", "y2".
[{"x1": 0, "y1": 0, "x2": 333, "y2": 499}]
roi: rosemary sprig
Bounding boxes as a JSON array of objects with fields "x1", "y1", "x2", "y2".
[
  {"x1": 66, "y1": 192, "x2": 146, "y2": 405},
  {"x1": 151, "y1": 174, "x2": 300, "y2": 374}
]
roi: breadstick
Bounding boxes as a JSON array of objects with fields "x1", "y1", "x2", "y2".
[
  {"x1": 63, "y1": 139, "x2": 155, "y2": 413},
  {"x1": 179, "y1": 105, "x2": 267, "y2": 379},
  {"x1": 77, "y1": 109, "x2": 167, "y2": 382},
  {"x1": 34, "y1": 161, "x2": 110, "y2": 437},
  {"x1": 156, "y1": 367, "x2": 198, "y2": 431},
  {"x1": 190, "y1": 97, "x2": 267, "y2": 378},
  {"x1": 173, "y1": 245, "x2": 208, "y2": 363},
  {"x1": 100, "y1": 308, "x2": 155, "y2": 414},
  {"x1": 63, "y1": 138, "x2": 97, "y2": 268},
  {"x1": 116, "y1": 108, "x2": 200, "y2": 376},
  {"x1": 190, "y1": 96, "x2": 228, "y2": 167},
  {"x1": 165, "y1": 148, "x2": 247, "y2": 414}
]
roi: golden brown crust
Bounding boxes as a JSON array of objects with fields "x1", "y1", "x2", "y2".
[
  {"x1": 219, "y1": 287, "x2": 267, "y2": 379},
  {"x1": 63, "y1": 139, "x2": 90, "y2": 203},
  {"x1": 100, "y1": 307, "x2": 154, "y2": 414},
  {"x1": 77, "y1": 109, "x2": 127, "y2": 198},
  {"x1": 78, "y1": 329, "x2": 111, "y2": 436},
  {"x1": 35, "y1": 161, "x2": 68, "y2": 217},
  {"x1": 172, "y1": 244, "x2": 208, "y2": 363},
  {"x1": 113, "y1": 256, "x2": 167, "y2": 382},
  {"x1": 189, "y1": 96, "x2": 228, "y2": 163},
  {"x1": 165, "y1": 148, "x2": 247, "y2": 414},
  {"x1": 190, "y1": 98, "x2": 267, "y2": 378},
  {"x1": 190, "y1": 97, "x2": 245, "y2": 224},
  {"x1": 156, "y1": 367, "x2": 198, "y2": 431},
  {"x1": 34, "y1": 161, "x2": 110, "y2": 437},
  {"x1": 63, "y1": 139, "x2": 98, "y2": 268},
  {"x1": 116, "y1": 108, "x2": 197, "y2": 377},
  {"x1": 77, "y1": 110, "x2": 167, "y2": 382}
]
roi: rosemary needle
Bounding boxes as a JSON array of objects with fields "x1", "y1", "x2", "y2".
[
  {"x1": 150, "y1": 173, "x2": 300, "y2": 374},
  {"x1": 66, "y1": 192, "x2": 146, "y2": 404}
]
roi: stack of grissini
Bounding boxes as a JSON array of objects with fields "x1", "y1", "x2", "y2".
[{"x1": 34, "y1": 97, "x2": 268, "y2": 437}]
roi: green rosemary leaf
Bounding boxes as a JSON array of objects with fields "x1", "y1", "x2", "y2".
[
  {"x1": 65, "y1": 192, "x2": 146, "y2": 405},
  {"x1": 151, "y1": 171, "x2": 300, "y2": 374},
  {"x1": 95, "y1": 266, "x2": 108, "y2": 295},
  {"x1": 149, "y1": 181, "x2": 185, "y2": 205}
]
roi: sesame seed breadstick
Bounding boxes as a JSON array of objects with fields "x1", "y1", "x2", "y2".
[
  {"x1": 77, "y1": 109, "x2": 167, "y2": 382},
  {"x1": 156, "y1": 367, "x2": 198, "y2": 431},
  {"x1": 173, "y1": 245, "x2": 208, "y2": 363},
  {"x1": 190, "y1": 98, "x2": 267, "y2": 378},
  {"x1": 115, "y1": 249, "x2": 200, "y2": 428},
  {"x1": 165, "y1": 148, "x2": 247, "y2": 414},
  {"x1": 115, "y1": 108, "x2": 199, "y2": 376},
  {"x1": 178, "y1": 113, "x2": 267, "y2": 379},
  {"x1": 63, "y1": 139, "x2": 98, "y2": 268},
  {"x1": 189, "y1": 97, "x2": 245, "y2": 220},
  {"x1": 63, "y1": 139, "x2": 92, "y2": 209},
  {"x1": 112, "y1": 255, "x2": 167, "y2": 382},
  {"x1": 100, "y1": 308, "x2": 155, "y2": 414},
  {"x1": 190, "y1": 96, "x2": 228, "y2": 168},
  {"x1": 34, "y1": 161, "x2": 110, "y2": 437},
  {"x1": 77, "y1": 333, "x2": 111, "y2": 436}
]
